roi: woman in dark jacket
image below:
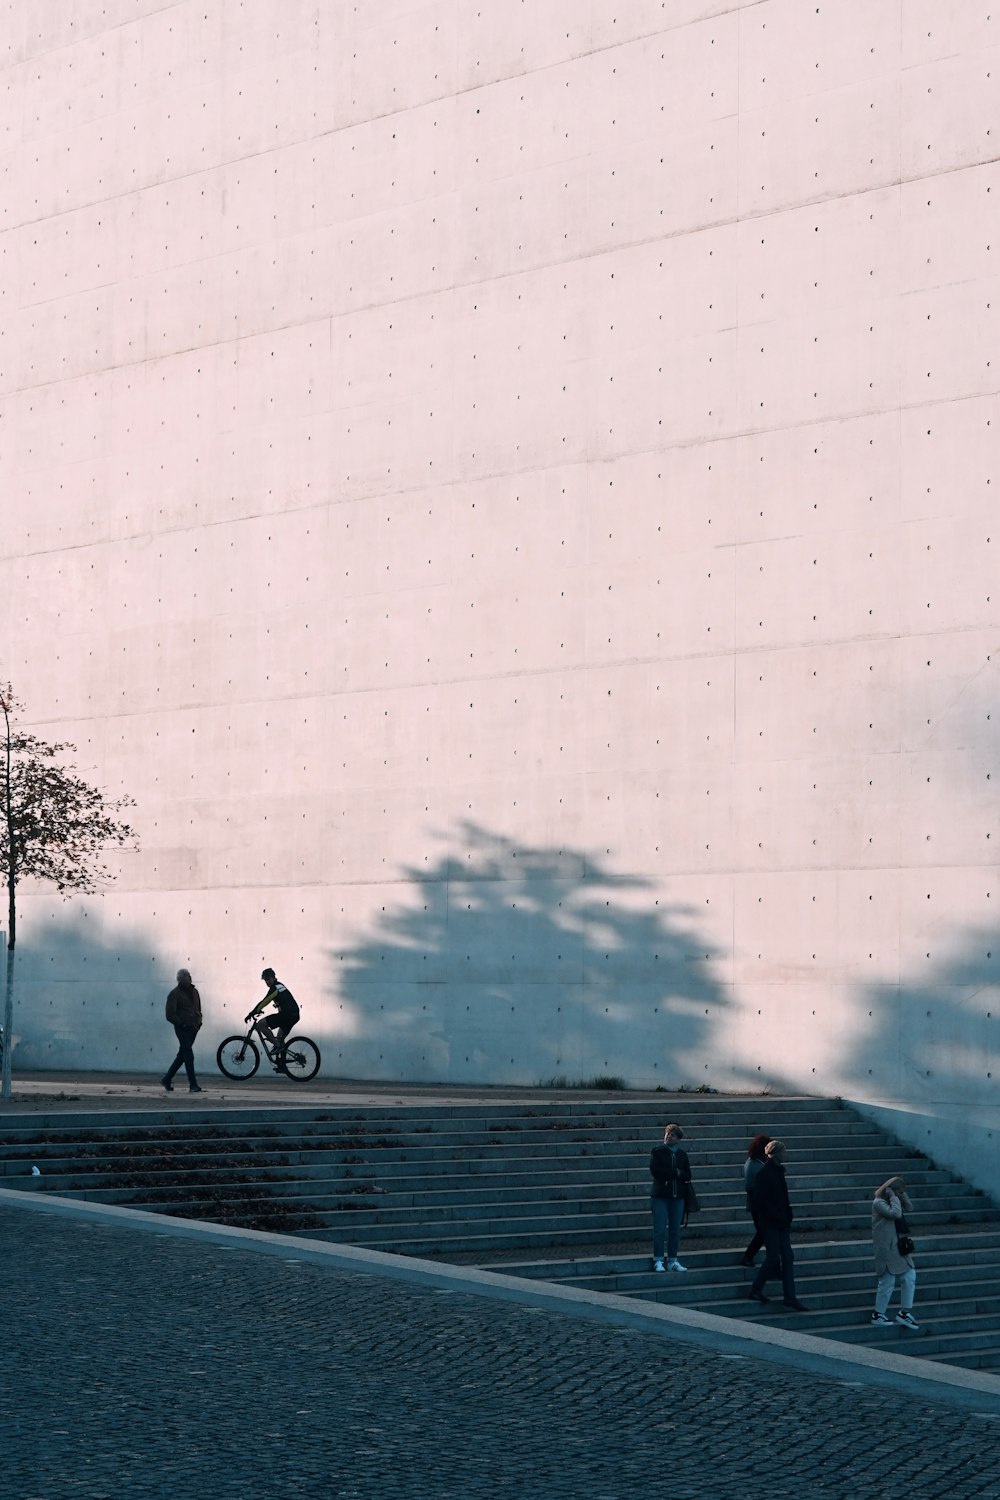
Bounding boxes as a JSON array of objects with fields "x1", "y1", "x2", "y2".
[
  {"x1": 747, "y1": 1139, "x2": 808, "y2": 1310},
  {"x1": 649, "y1": 1122, "x2": 692, "y2": 1272},
  {"x1": 741, "y1": 1133, "x2": 771, "y2": 1266}
]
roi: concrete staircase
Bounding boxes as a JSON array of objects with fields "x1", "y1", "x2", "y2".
[
  {"x1": 1, "y1": 1095, "x2": 998, "y2": 1369},
  {"x1": 498, "y1": 1233, "x2": 1000, "y2": 1372}
]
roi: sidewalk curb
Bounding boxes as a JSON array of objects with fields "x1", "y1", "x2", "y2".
[{"x1": 5, "y1": 1186, "x2": 999, "y2": 1415}]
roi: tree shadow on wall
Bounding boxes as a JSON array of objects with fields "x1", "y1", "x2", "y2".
[
  {"x1": 835, "y1": 923, "x2": 999, "y2": 1112},
  {"x1": 744, "y1": 920, "x2": 999, "y2": 1138},
  {"x1": 325, "y1": 821, "x2": 729, "y2": 1085},
  {"x1": 8, "y1": 913, "x2": 170, "y2": 1073}
]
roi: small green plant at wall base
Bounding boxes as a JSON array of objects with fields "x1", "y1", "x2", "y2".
[{"x1": 539, "y1": 1074, "x2": 626, "y2": 1090}]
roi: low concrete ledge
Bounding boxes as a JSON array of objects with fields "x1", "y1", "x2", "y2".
[{"x1": 4, "y1": 1186, "x2": 1000, "y2": 1414}]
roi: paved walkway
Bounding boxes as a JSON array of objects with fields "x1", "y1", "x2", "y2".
[
  {"x1": 3, "y1": 1203, "x2": 1000, "y2": 1500},
  {"x1": 2, "y1": 1076, "x2": 1000, "y2": 1500},
  {"x1": 0, "y1": 1068, "x2": 666, "y2": 1112}
]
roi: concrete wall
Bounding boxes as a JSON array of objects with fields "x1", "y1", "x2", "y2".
[{"x1": 1, "y1": 3, "x2": 998, "y2": 1187}]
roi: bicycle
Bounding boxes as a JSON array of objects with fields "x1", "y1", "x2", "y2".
[{"x1": 216, "y1": 1015, "x2": 321, "y2": 1083}]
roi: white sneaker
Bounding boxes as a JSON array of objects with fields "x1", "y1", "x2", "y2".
[
  {"x1": 870, "y1": 1311, "x2": 892, "y2": 1326},
  {"x1": 653, "y1": 1259, "x2": 666, "y2": 1272},
  {"x1": 668, "y1": 1259, "x2": 688, "y2": 1272},
  {"x1": 895, "y1": 1310, "x2": 920, "y2": 1330}
]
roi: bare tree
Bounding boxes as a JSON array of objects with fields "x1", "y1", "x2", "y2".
[{"x1": 0, "y1": 687, "x2": 137, "y2": 1100}]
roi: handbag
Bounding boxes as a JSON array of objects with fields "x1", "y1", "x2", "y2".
[
  {"x1": 896, "y1": 1213, "x2": 915, "y2": 1257},
  {"x1": 684, "y1": 1183, "x2": 700, "y2": 1213}
]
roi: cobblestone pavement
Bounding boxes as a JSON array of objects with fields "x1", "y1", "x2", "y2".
[{"x1": 3, "y1": 1207, "x2": 1000, "y2": 1500}]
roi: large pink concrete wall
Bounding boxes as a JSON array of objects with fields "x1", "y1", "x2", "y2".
[{"x1": 0, "y1": 2, "x2": 997, "y2": 1174}]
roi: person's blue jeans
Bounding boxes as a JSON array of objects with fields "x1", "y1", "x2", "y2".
[
  {"x1": 651, "y1": 1195, "x2": 684, "y2": 1261},
  {"x1": 751, "y1": 1224, "x2": 796, "y2": 1301}
]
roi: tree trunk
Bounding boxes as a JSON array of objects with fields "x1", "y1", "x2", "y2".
[
  {"x1": 2, "y1": 861, "x2": 13, "y2": 1101},
  {"x1": 2, "y1": 692, "x2": 12, "y2": 1100},
  {"x1": 2, "y1": 939, "x2": 12, "y2": 1102}
]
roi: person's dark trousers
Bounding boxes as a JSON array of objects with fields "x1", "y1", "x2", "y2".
[
  {"x1": 743, "y1": 1208, "x2": 765, "y2": 1262},
  {"x1": 750, "y1": 1224, "x2": 796, "y2": 1301},
  {"x1": 165, "y1": 1023, "x2": 199, "y2": 1087}
]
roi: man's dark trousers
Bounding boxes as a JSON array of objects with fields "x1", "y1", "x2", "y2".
[
  {"x1": 165, "y1": 1023, "x2": 199, "y2": 1087},
  {"x1": 751, "y1": 1224, "x2": 797, "y2": 1302}
]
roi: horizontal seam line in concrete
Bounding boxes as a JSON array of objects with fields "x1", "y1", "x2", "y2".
[
  {"x1": 10, "y1": 387, "x2": 996, "y2": 584},
  {"x1": 9, "y1": 86, "x2": 997, "y2": 246},
  {"x1": 4, "y1": 1186, "x2": 999, "y2": 1415}
]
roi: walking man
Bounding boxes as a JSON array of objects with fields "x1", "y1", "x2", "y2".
[
  {"x1": 161, "y1": 967, "x2": 203, "y2": 1093},
  {"x1": 747, "y1": 1139, "x2": 808, "y2": 1311}
]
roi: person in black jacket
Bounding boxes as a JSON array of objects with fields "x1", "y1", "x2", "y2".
[
  {"x1": 248, "y1": 967, "x2": 301, "y2": 1067},
  {"x1": 741, "y1": 1133, "x2": 771, "y2": 1266},
  {"x1": 747, "y1": 1139, "x2": 808, "y2": 1311},
  {"x1": 161, "y1": 968, "x2": 203, "y2": 1093},
  {"x1": 648, "y1": 1122, "x2": 693, "y2": 1272}
]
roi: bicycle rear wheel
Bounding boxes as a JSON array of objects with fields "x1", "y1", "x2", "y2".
[
  {"x1": 280, "y1": 1035, "x2": 320, "y2": 1082},
  {"x1": 217, "y1": 1035, "x2": 260, "y2": 1080}
]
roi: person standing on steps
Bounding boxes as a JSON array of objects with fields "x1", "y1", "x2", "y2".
[
  {"x1": 161, "y1": 968, "x2": 203, "y2": 1093},
  {"x1": 248, "y1": 967, "x2": 300, "y2": 1069},
  {"x1": 741, "y1": 1133, "x2": 771, "y2": 1266},
  {"x1": 649, "y1": 1122, "x2": 693, "y2": 1273},
  {"x1": 747, "y1": 1139, "x2": 808, "y2": 1311},
  {"x1": 870, "y1": 1176, "x2": 919, "y2": 1330}
]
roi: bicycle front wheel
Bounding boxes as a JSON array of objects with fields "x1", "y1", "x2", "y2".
[
  {"x1": 217, "y1": 1035, "x2": 260, "y2": 1080},
  {"x1": 280, "y1": 1035, "x2": 320, "y2": 1082}
]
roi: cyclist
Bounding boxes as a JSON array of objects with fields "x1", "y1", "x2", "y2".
[{"x1": 248, "y1": 967, "x2": 300, "y2": 1068}]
